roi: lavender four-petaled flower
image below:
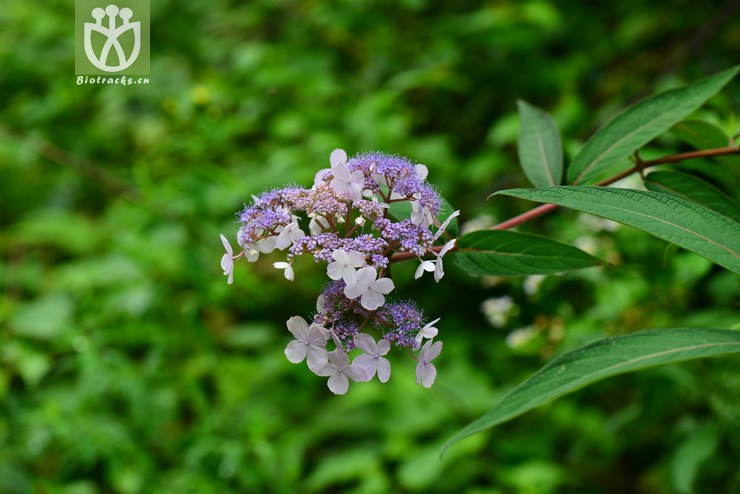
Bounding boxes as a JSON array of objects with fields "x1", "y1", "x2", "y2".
[
  {"x1": 343, "y1": 266, "x2": 395, "y2": 310},
  {"x1": 327, "y1": 249, "x2": 367, "y2": 283},
  {"x1": 353, "y1": 333, "x2": 391, "y2": 383},
  {"x1": 314, "y1": 349, "x2": 368, "y2": 395},
  {"x1": 284, "y1": 316, "x2": 329, "y2": 372},
  {"x1": 329, "y1": 148, "x2": 365, "y2": 202}
]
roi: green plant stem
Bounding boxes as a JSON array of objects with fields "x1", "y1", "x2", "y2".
[{"x1": 389, "y1": 145, "x2": 739, "y2": 263}]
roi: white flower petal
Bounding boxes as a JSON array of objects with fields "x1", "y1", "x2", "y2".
[
  {"x1": 286, "y1": 316, "x2": 309, "y2": 339},
  {"x1": 414, "y1": 164, "x2": 429, "y2": 181},
  {"x1": 220, "y1": 234, "x2": 233, "y2": 255},
  {"x1": 331, "y1": 249, "x2": 349, "y2": 263},
  {"x1": 353, "y1": 333, "x2": 377, "y2": 354},
  {"x1": 307, "y1": 326, "x2": 329, "y2": 346},
  {"x1": 306, "y1": 346, "x2": 329, "y2": 372},
  {"x1": 245, "y1": 248, "x2": 259, "y2": 262},
  {"x1": 438, "y1": 239, "x2": 456, "y2": 257},
  {"x1": 417, "y1": 362, "x2": 437, "y2": 388},
  {"x1": 314, "y1": 168, "x2": 331, "y2": 186},
  {"x1": 343, "y1": 281, "x2": 366, "y2": 300},
  {"x1": 284, "y1": 264, "x2": 294, "y2": 281},
  {"x1": 376, "y1": 358, "x2": 391, "y2": 383},
  {"x1": 344, "y1": 365, "x2": 369, "y2": 383},
  {"x1": 421, "y1": 340, "x2": 443, "y2": 361},
  {"x1": 434, "y1": 258, "x2": 444, "y2": 282},
  {"x1": 330, "y1": 148, "x2": 348, "y2": 167},
  {"x1": 434, "y1": 210, "x2": 460, "y2": 241},
  {"x1": 361, "y1": 289, "x2": 385, "y2": 311},
  {"x1": 352, "y1": 354, "x2": 376, "y2": 381},
  {"x1": 331, "y1": 162, "x2": 351, "y2": 181},
  {"x1": 355, "y1": 266, "x2": 377, "y2": 284},
  {"x1": 314, "y1": 362, "x2": 337, "y2": 377},
  {"x1": 376, "y1": 339, "x2": 390, "y2": 355},
  {"x1": 372, "y1": 277, "x2": 395, "y2": 295},
  {"x1": 327, "y1": 348, "x2": 349, "y2": 367},
  {"x1": 285, "y1": 340, "x2": 308, "y2": 364},
  {"x1": 326, "y1": 262, "x2": 345, "y2": 280},
  {"x1": 256, "y1": 237, "x2": 276, "y2": 254},
  {"x1": 341, "y1": 267, "x2": 358, "y2": 284},
  {"x1": 346, "y1": 251, "x2": 367, "y2": 268},
  {"x1": 327, "y1": 373, "x2": 350, "y2": 395},
  {"x1": 221, "y1": 254, "x2": 233, "y2": 273}
]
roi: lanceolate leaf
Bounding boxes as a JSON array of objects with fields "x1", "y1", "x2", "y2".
[
  {"x1": 494, "y1": 186, "x2": 740, "y2": 274},
  {"x1": 517, "y1": 100, "x2": 563, "y2": 187},
  {"x1": 644, "y1": 171, "x2": 740, "y2": 223},
  {"x1": 567, "y1": 66, "x2": 739, "y2": 185},
  {"x1": 453, "y1": 230, "x2": 602, "y2": 276},
  {"x1": 671, "y1": 119, "x2": 730, "y2": 151},
  {"x1": 442, "y1": 328, "x2": 740, "y2": 454}
]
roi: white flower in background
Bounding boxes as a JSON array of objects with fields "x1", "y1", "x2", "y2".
[
  {"x1": 275, "y1": 221, "x2": 305, "y2": 250},
  {"x1": 416, "y1": 339, "x2": 442, "y2": 388},
  {"x1": 284, "y1": 316, "x2": 329, "y2": 372},
  {"x1": 505, "y1": 325, "x2": 538, "y2": 349},
  {"x1": 523, "y1": 275, "x2": 546, "y2": 296},
  {"x1": 220, "y1": 234, "x2": 235, "y2": 284},
  {"x1": 433, "y1": 210, "x2": 460, "y2": 241},
  {"x1": 343, "y1": 266, "x2": 395, "y2": 310},
  {"x1": 353, "y1": 333, "x2": 391, "y2": 383},
  {"x1": 329, "y1": 148, "x2": 365, "y2": 201},
  {"x1": 414, "y1": 259, "x2": 435, "y2": 279},
  {"x1": 433, "y1": 239, "x2": 456, "y2": 282},
  {"x1": 481, "y1": 295, "x2": 516, "y2": 328},
  {"x1": 273, "y1": 261, "x2": 295, "y2": 281},
  {"x1": 314, "y1": 349, "x2": 368, "y2": 395},
  {"x1": 414, "y1": 318, "x2": 440, "y2": 348},
  {"x1": 327, "y1": 249, "x2": 367, "y2": 282}
]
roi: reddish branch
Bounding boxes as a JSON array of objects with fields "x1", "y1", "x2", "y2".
[
  {"x1": 390, "y1": 145, "x2": 739, "y2": 263},
  {"x1": 490, "y1": 145, "x2": 740, "y2": 231}
]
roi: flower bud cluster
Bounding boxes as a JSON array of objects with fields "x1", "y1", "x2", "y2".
[{"x1": 220, "y1": 149, "x2": 458, "y2": 393}]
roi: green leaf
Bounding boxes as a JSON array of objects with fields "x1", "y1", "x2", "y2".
[
  {"x1": 517, "y1": 100, "x2": 563, "y2": 186},
  {"x1": 568, "y1": 66, "x2": 739, "y2": 184},
  {"x1": 443, "y1": 328, "x2": 740, "y2": 454},
  {"x1": 671, "y1": 119, "x2": 730, "y2": 150},
  {"x1": 453, "y1": 230, "x2": 602, "y2": 276},
  {"x1": 494, "y1": 186, "x2": 740, "y2": 274},
  {"x1": 644, "y1": 171, "x2": 740, "y2": 223}
]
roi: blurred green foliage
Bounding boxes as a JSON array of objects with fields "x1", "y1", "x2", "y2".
[{"x1": 1, "y1": 0, "x2": 738, "y2": 493}]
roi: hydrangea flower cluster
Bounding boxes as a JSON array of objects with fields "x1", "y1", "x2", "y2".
[{"x1": 220, "y1": 149, "x2": 459, "y2": 394}]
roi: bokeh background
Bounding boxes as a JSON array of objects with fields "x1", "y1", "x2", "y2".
[{"x1": 1, "y1": 1, "x2": 739, "y2": 493}]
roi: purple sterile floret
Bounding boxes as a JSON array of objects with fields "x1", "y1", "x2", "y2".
[
  {"x1": 374, "y1": 218, "x2": 433, "y2": 257},
  {"x1": 376, "y1": 301, "x2": 425, "y2": 348},
  {"x1": 290, "y1": 233, "x2": 388, "y2": 266},
  {"x1": 334, "y1": 321, "x2": 359, "y2": 350},
  {"x1": 293, "y1": 184, "x2": 349, "y2": 217}
]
